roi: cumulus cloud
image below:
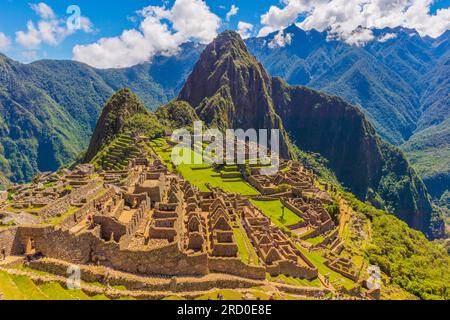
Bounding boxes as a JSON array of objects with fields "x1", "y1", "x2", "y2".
[
  {"x1": 226, "y1": 5, "x2": 239, "y2": 21},
  {"x1": 73, "y1": 0, "x2": 221, "y2": 68},
  {"x1": 268, "y1": 30, "x2": 293, "y2": 48},
  {"x1": 0, "y1": 32, "x2": 11, "y2": 51},
  {"x1": 15, "y1": 2, "x2": 93, "y2": 49},
  {"x1": 237, "y1": 21, "x2": 253, "y2": 39},
  {"x1": 258, "y1": 0, "x2": 450, "y2": 45}
]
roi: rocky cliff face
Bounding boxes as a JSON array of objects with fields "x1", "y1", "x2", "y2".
[
  {"x1": 174, "y1": 31, "x2": 442, "y2": 238},
  {"x1": 84, "y1": 88, "x2": 149, "y2": 162}
]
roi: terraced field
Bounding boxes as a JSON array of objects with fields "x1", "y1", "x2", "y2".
[
  {"x1": 266, "y1": 273, "x2": 322, "y2": 287},
  {"x1": 250, "y1": 199, "x2": 304, "y2": 229},
  {"x1": 150, "y1": 139, "x2": 259, "y2": 196},
  {"x1": 0, "y1": 270, "x2": 111, "y2": 300},
  {"x1": 92, "y1": 133, "x2": 141, "y2": 170}
]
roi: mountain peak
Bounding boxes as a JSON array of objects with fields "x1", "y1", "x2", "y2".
[
  {"x1": 208, "y1": 30, "x2": 257, "y2": 68},
  {"x1": 84, "y1": 88, "x2": 149, "y2": 162},
  {"x1": 177, "y1": 29, "x2": 292, "y2": 157}
]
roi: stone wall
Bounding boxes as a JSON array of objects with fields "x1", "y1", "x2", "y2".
[
  {"x1": 0, "y1": 227, "x2": 19, "y2": 257},
  {"x1": 266, "y1": 260, "x2": 318, "y2": 280},
  {"x1": 59, "y1": 187, "x2": 115, "y2": 230},
  {"x1": 208, "y1": 257, "x2": 266, "y2": 280},
  {"x1": 14, "y1": 225, "x2": 208, "y2": 276},
  {"x1": 28, "y1": 258, "x2": 263, "y2": 293},
  {"x1": 39, "y1": 181, "x2": 102, "y2": 219},
  {"x1": 93, "y1": 215, "x2": 127, "y2": 242}
]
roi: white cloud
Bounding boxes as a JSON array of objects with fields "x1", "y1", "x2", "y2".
[
  {"x1": 226, "y1": 5, "x2": 239, "y2": 21},
  {"x1": 258, "y1": 0, "x2": 450, "y2": 45},
  {"x1": 378, "y1": 32, "x2": 397, "y2": 42},
  {"x1": 73, "y1": 0, "x2": 221, "y2": 68},
  {"x1": 237, "y1": 21, "x2": 253, "y2": 39},
  {"x1": 268, "y1": 30, "x2": 293, "y2": 48},
  {"x1": 30, "y1": 2, "x2": 55, "y2": 20},
  {"x1": 0, "y1": 32, "x2": 11, "y2": 51},
  {"x1": 15, "y1": 2, "x2": 93, "y2": 49}
]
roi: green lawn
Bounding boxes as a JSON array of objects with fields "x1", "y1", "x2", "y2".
[
  {"x1": 306, "y1": 235, "x2": 325, "y2": 245},
  {"x1": 233, "y1": 224, "x2": 259, "y2": 266},
  {"x1": 295, "y1": 246, "x2": 356, "y2": 290},
  {"x1": 267, "y1": 273, "x2": 321, "y2": 287},
  {"x1": 178, "y1": 164, "x2": 259, "y2": 195},
  {"x1": 152, "y1": 142, "x2": 259, "y2": 196},
  {"x1": 0, "y1": 270, "x2": 138, "y2": 300},
  {"x1": 250, "y1": 199, "x2": 303, "y2": 228}
]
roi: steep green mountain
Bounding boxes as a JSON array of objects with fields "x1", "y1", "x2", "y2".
[
  {"x1": 0, "y1": 45, "x2": 201, "y2": 186},
  {"x1": 245, "y1": 25, "x2": 449, "y2": 205},
  {"x1": 402, "y1": 118, "x2": 450, "y2": 198},
  {"x1": 174, "y1": 31, "x2": 443, "y2": 238},
  {"x1": 400, "y1": 50, "x2": 450, "y2": 201},
  {"x1": 155, "y1": 100, "x2": 199, "y2": 129},
  {"x1": 84, "y1": 88, "x2": 159, "y2": 161},
  {"x1": 178, "y1": 31, "x2": 293, "y2": 158},
  {"x1": 86, "y1": 89, "x2": 167, "y2": 170},
  {"x1": 246, "y1": 26, "x2": 423, "y2": 145}
]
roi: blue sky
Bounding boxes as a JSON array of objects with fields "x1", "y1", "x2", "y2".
[{"x1": 0, "y1": 0, "x2": 449, "y2": 67}]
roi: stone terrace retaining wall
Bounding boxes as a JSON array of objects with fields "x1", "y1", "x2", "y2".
[
  {"x1": 208, "y1": 257, "x2": 266, "y2": 280},
  {"x1": 28, "y1": 258, "x2": 264, "y2": 293},
  {"x1": 14, "y1": 225, "x2": 208, "y2": 277},
  {"x1": 60, "y1": 188, "x2": 115, "y2": 230},
  {"x1": 39, "y1": 181, "x2": 102, "y2": 219},
  {"x1": 0, "y1": 227, "x2": 19, "y2": 257},
  {"x1": 21, "y1": 258, "x2": 329, "y2": 298}
]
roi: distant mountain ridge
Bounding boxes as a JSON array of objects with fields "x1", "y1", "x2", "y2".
[{"x1": 0, "y1": 43, "x2": 202, "y2": 185}]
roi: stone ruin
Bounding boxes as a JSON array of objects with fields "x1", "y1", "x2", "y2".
[{"x1": 0, "y1": 136, "x2": 363, "y2": 288}]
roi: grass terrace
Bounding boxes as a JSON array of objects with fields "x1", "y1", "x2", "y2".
[
  {"x1": 151, "y1": 140, "x2": 259, "y2": 196},
  {"x1": 233, "y1": 222, "x2": 260, "y2": 266},
  {"x1": 266, "y1": 273, "x2": 322, "y2": 287},
  {"x1": 92, "y1": 133, "x2": 140, "y2": 171},
  {"x1": 250, "y1": 199, "x2": 303, "y2": 229},
  {"x1": 0, "y1": 270, "x2": 126, "y2": 300},
  {"x1": 295, "y1": 246, "x2": 356, "y2": 290}
]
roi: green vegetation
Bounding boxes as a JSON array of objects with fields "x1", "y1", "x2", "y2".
[
  {"x1": 295, "y1": 247, "x2": 356, "y2": 290},
  {"x1": 305, "y1": 235, "x2": 325, "y2": 246},
  {"x1": 342, "y1": 191, "x2": 450, "y2": 300},
  {"x1": 267, "y1": 273, "x2": 321, "y2": 287},
  {"x1": 49, "y1": 206, "x2": 79, "y2": 225},
  {"x1": 124, "y1": 113, "x2": 166, "y2": 139},
  {"x1": 250, "y1": 199, "x2": 303, "y2": 228},
  {"x1": 155, "y1": 100, "x2": 200, "y2": 130},
  {"x1": 85, "y1": 88, "x2": 162, "y2": 162},
  {"x1": 233, "y1": 223, "x2": 259, "y2": 266},
  {"x1": 177, "y1": 163, "x2": 258, "y2": 195},
  {"x1": 293, "y1": 146, "x2": 339, "y2": 185},
  {"x1": 0, "y1": 269, "x2": 139, "y2": 300},
  {"x1": 152, "y1": 142, "x2": 259, "y2": 195},
  {"x1": 367, "y1": 215, "x2": 449, "y2": 300},
  {"x1": 402, "y1": 118, "x2": 450, "y2": 200},
  {"x1": 91, "y1": 133, "x2": 140, "y2": 171}
]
